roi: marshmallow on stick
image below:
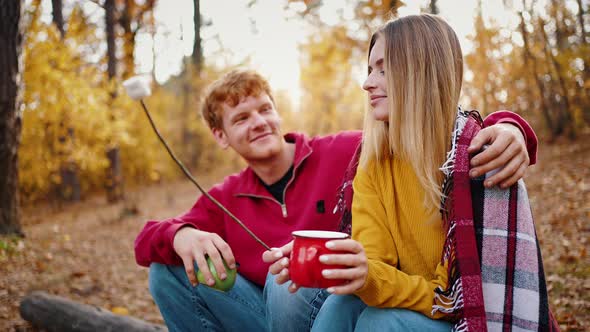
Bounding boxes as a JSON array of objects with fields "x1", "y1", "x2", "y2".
[{"x1": 122, "y1": 76, "x2": 152, "y2": 100}]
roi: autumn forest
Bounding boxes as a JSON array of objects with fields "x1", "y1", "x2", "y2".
[{"x1": 0, "y1": 0, "x2": 588, "y2": 330}]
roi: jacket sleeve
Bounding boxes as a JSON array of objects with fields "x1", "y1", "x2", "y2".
[
  {"x1": 483, "y1": 111, "x2": 538, "y2": 165},
  {"x1": 134, "y1": 187, "x2": 226, "y2": 267},
  {"x1": 351, "y1": 167, "x2": 448, "y2": 319}
]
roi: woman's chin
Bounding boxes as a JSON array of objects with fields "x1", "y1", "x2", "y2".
[{"x1": 373, "y1": 112, "x2": 389, "y2": 122}]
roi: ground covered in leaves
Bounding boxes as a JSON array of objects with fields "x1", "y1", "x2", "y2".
[{"x1": 1, "y1": 134, "x2": 589, "y2": 331}]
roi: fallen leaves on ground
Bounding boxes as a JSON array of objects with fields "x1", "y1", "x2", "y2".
[{"x1": 0, "y1": 179, "x2": 204, "y2": 331}]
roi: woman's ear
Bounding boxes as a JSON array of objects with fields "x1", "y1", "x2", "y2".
[{"x1": 212, "y1": 128, "x2": 230, "y2": 149}]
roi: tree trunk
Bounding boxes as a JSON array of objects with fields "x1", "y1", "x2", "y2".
[
  {"x1": 106, "y1": 0, "x2": 117, "y2": 80},
  {"x1": 120, "y1": 0, "x2": 135, "y2": 80},
  {"x1": 120, "y1": 0, "x2": 156, "y2": 79},
  {"x1": 57, "y1": 125, "x2": 81, "y2": 201},
  {"x1": 51, "y1": 0, "x2": 64, "y2": 37},
  {"x1": 550, "y1": 0, "x2": 568, "y2": 50},
  {"x1": 519, "y1": 9, "x2": 557, "y2": 137},
  {"x1": 20, "y1": 291, "x2": 167, "y2": 332},
  {"x1": 539, "y1": 17, "x2": 576, "y2": 138},
  {"x1": 105, "y1": 0, "x2": 124, "y2": 202},
  {"x1": 181, "y1": 58, "x2": 196, "y2": 166},
  {"x1": 429, "y1": 0, "x2": 439, "y2": 14},
  {"x1": 192, "y1": 0, "x2": 202, "y2": 71},
  {"x1": 52, "y1": 0, "x2": 82, "y2": 201},
  {"x1": 0, "y1": 0, "x2": 24, "y2": 236},
  {"x1": 181, "y1": 0, "x2": 203, "y2": 166},
  {"x1": 546, "y1": 0, "x2": 578, "y2": 137},
  {"x1": 106, "y1": 147, "x2": 124, "y2": 202},
  {"x1": 575, "y1": 0, "x2": 590, "y2": 125}
]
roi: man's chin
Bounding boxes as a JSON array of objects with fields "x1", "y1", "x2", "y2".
[
  {"x1": 252, "y1": 135, "x2": 280, "y2": 147},
  {"x1": 248, "y1": 146, "x2": 282, "y2": 161}
]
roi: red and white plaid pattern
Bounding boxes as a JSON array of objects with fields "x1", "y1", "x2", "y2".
[{"x1": 434, "y1": 111, "x2": 559, "y2": 331}]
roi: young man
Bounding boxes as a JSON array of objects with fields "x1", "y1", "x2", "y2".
[{"x1": 134, "y1": 69, "x2": 537, "y2": 332}]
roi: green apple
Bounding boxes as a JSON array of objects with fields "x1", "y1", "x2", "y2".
[{"x1": 196, "y1": 256, "x2": 237, "y2": 292}]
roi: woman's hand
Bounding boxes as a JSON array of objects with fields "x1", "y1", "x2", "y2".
[{"x1": 319, "y1": 239, "x2": 368, "y2": 295}]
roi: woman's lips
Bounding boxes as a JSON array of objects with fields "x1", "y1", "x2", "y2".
[{"x1": 370, "y1": 96, "x2": 386, "y2": 107}]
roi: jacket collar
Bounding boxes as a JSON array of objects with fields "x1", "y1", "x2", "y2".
[{"x1": 233, "y1": 132, "x2": 312, "y2": 197}]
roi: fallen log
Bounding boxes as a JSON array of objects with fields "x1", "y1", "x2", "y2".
[{"x1": 19, "y1": 291, "x2": 167, "y2": 332}]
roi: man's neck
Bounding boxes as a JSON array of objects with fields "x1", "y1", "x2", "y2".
[{"x1": 249, "y1": 142, "x2": 296, "y2": 185}]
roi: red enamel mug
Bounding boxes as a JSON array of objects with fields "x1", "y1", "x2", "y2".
[{"x1": 289, "y1": 230, "x2": 350, "y2": 288}]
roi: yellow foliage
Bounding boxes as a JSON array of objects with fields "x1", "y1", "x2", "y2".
[
  {"x1": 354, "y1": 0, "x2": 405, "y2": 23},
  {"x1": 20, "y1": 5, "x2": 112, "y2": 201},
  {"x1": 464, "y1": 15, "x2": 511, "y2": 116},
  {"x1": 18, "y1": 3, "x2": 182, "y2": 202},
  {"x1": 299, "y1": 25, "x2": 365, "y2": 136}
]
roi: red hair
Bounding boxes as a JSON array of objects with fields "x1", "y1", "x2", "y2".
[{"x1": 201, "y1": 69, "x2": 274, "y2": 130}]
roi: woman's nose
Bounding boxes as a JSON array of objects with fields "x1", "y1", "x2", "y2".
[{"x1": 362, "y1": 73, "x2": 375, "y2": 91}]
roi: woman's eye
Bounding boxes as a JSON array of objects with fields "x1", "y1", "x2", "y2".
[{"x1": 379, "y1": 70, "x2": 385, "y2": 75}]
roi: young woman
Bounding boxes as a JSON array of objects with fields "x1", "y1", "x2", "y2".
[{"x1": 310, "y1": 14, "x2": 557, "y2": 331}]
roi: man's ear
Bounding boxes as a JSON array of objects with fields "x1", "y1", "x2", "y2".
[{"x1": 212, "y1": 127, "x2": 230, "y2": 149}]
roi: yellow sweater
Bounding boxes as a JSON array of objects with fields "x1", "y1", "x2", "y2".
[{"x1": 352, "y1": 156, "x2": 448, "y2": 319}]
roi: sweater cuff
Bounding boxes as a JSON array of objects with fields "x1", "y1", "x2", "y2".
[
  {"x1": 483, "y1": 111, "x2": 538, "y2": 165},
  {"x1": 353, "y1": 264, "x2": 381, "y2": 305}
]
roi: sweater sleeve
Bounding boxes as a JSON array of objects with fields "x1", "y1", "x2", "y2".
[
  {"x1": 483, "y1": 111, "x2": 538, "y2": 165},
  {"x1": 351, "y1": 167, "x2": 448, "y2": 319},
  {"x1": 134, "y1": 187, "x2": 226, "y2": 267}
]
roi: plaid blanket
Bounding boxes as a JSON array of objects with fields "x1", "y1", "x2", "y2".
[
  {"x1": 335, "y1": 110, "x2": 559, "y2": 331},
  {"x1": 433, "y1": 110, "x2": 559, "y2": 331}
]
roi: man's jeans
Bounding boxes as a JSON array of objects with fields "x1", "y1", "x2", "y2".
[
  {"x1": 149, "y1": 263, "x2": 329, "y2": 332},
  {"x1": 312, "y1": 294, "x2": 453, "y2": 332}
]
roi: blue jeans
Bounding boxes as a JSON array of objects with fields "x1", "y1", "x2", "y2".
[
  {"x1": 149, "y1": 263, "x2": 329, "y2": 332},
  {"x1": 312, "y1": 294, "x2": 453, "y2": 332}
]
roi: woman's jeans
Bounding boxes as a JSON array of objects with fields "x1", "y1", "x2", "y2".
[
  {"x1": 149, "y1": 263, "x2": 329, "y2": 332},
  {"x1": 312, "y1": 294, "x2": 453, "y2": 332}
]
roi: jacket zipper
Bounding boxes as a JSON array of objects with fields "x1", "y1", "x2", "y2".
[
  {"x1": 278, "y1": 148, "x2": 313, "y2": 218},
  {"x1": 236, "y1": 146, "x2": 313, "y2": 219},
  {"x1": 234, "y1": 194, "x2": 288, "y2": 217}
]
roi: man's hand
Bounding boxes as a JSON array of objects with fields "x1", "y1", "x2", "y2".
[
  {"x1": 319, "y1": 239, "x2": 368, "y2": 295},
  {"x1": 173, "y1": 227, "x2": 236, "y2": 287},
  {"x1": 468, "y1": 123, "x2": 529, "y2": 188}
]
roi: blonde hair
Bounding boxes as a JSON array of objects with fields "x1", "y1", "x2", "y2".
[
  {"x1": 201, "y1": 69, "x2": 275, "y2": 130},
  {"x1": 360, "y1": 14, "x2": 463, "y2": 209}
]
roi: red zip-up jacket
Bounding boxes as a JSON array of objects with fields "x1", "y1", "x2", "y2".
[
  {"x1": 135, "y1": 131, "x2": 363, "y2": 286},
  {"x1": 134, "y1": 111, "x2": 537, "y2": 287}
]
